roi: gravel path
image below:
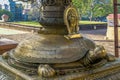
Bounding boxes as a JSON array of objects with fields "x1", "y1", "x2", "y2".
[{"x1": 0, "y1": 28, "x2": 119, "y2": 55}]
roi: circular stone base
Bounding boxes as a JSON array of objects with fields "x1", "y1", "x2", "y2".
[{"x1": 1, "y1": 56, "x2": 120, "y2": 80}]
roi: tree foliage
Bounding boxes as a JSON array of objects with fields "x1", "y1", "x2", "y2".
[
  {"x1": 72, "y1": 0, "x2": 92, "y2": 17},
  {"x1": 27, "y1": 0, "x2": 41, "y2": 21},
  {"x1": 92, "y1": 0, "x2": 113, "y2": 17},
  {"x1": 0, "y1": 9, "x2": 13, "y2": 21},
  {"x1": 72, "y1": 0, "x2": 113, "y2": 20},
  {"x1": 19, "y1": 0, "x2": 115, "y2": 21}
]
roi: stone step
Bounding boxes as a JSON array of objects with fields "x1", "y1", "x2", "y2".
[{"x1": 0, "y1": 38, "x2": 18, "y2": 55}]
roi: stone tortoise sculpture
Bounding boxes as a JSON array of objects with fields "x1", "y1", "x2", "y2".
[{"x1": 2, "y1": 0, "x2": 115, "y2": 78}]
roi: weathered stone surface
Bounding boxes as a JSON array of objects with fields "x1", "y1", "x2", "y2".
[
  {"x1": 0, "y1": 0, "x2": 120, "y2": 79},
  {"x1": 1, "y1": 56, "x2": 120, "y2": 80},
  {"x1": 9, "y1": 34, "x2": 95, "y2": 63}
]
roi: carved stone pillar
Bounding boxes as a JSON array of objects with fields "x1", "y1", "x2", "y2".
[{"x1": 38, "y1": 0, "x2": 78, "y2": 35}]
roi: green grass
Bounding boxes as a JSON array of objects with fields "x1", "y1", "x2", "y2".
[
  {"x1": 79, "y1": 21, "x2": 107, "y2": 25},
  {"x1": 12, "y1": 21, "x2": 41, "y2": 27},
  {"x1": 11, "y1": 21, "x2": 107, "y2": 27}
]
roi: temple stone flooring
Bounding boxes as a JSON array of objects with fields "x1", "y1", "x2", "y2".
[{"x1": 0, "y1": 27, "x2": 29, "y2": 35}]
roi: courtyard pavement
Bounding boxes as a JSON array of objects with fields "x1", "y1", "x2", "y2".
[
  {"x1": 0, "y1": 28, "x2": 120, "y2": 56},
  {"x1": 0, "y1": 27, "x2": 29, "y2": 35}
]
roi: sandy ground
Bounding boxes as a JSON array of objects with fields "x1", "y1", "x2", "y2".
[
  {"x1": 0, "y1": 27, "x2": 29, "y2": 35},
  {"x1": 0, "y1": 28, "x2": 119, "y2": 56},
  {"x1": 80, "y1": 29, "x2": 115, "y2": 54}
]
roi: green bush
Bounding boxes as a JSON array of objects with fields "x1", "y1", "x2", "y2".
[{"x1": 0, "y1": 9, "x2": 13, "y2": 21}]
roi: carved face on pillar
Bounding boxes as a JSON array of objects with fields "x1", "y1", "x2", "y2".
[
  {"x1": 68, "y1": 11, "x2": 77, "y2": 33},
  {"x1": 64, "y1": 5, "x2": 79, "y2": 35}
]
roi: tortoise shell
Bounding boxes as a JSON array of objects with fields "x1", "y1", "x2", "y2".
[{"x1": 9, "y1": 34, "x2": 95, "y2": 64}]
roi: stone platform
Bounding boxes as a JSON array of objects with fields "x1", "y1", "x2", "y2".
[{"x1": 0, "y1": 56, "x2": 120, "y2": 80}]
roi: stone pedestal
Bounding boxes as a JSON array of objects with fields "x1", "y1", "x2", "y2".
[
  {"x1": 0, "y1": 56, "x2": 120, "y2": 80},
  {"x1": 106, "y1": 27, "x2": 120, "y2": 40},
  {"x1": 1, "y1": 14, "x2": 9, "y2": 22},
  {"x1": 106, "y1": 14, "x2": 120, "y2": 40}
]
